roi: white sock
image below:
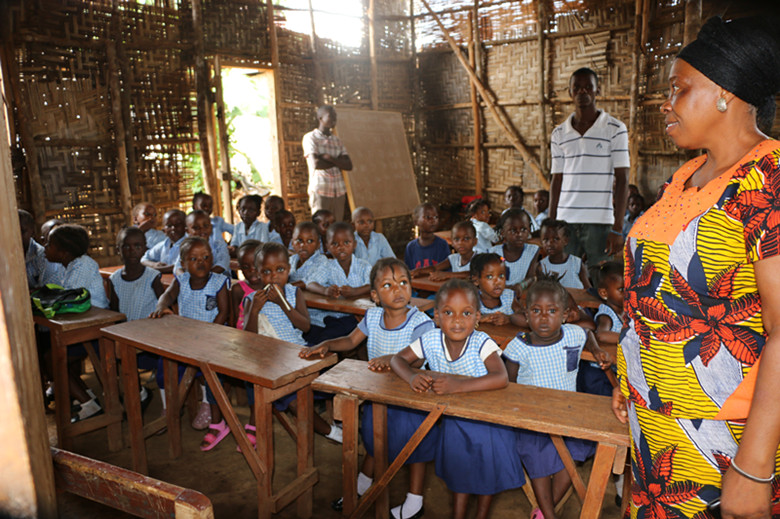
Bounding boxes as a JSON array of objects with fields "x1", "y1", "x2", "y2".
[
  {"x1": 140, "y1": 387, "x2": 148, "y2": 400},
  {"x1": 86, "y1": 388, "x2": 96, "y2": 399},
  {"x1": 201, "y1": 384, "x2": 208, "y2": 403},
  {"x1": 76, "y1": 398, "x2": 101, "y2": 420},
  {"x1": 356, "y1": 472, "x2": 373, "y2": 495},
  {"x1": 615, "y1": 473, "x2": 624, "y2": 498},
  {"x1": 391, "y1": 493, "x2": 423, "y2": 519},
  {"x1": 160, "y1": 389, "x2": 166, "y2": 410}
]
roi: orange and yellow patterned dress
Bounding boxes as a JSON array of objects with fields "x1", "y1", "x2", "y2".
[{"x1": 619, "y1": 140, "x2": 780, "y2": 518}]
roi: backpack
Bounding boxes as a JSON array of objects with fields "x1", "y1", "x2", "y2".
[{"x1": 31, "y1": 284, "x2": 91, "y2": 318}]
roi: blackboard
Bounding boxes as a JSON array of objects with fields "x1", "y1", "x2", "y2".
[{"x1": 335, "y1": 109, "x2": 420, "y2": 220}]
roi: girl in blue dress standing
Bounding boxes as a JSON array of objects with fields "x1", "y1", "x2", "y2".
[
  {"x1": 302, "y1": 258, "x2": 437, "y2": 519},
  {"x1": 391, "y1": 279, "x2": 525, "y2": 519}
]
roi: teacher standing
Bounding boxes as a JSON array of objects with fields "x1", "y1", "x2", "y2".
[{"x1": 612, "y1": 16, "x2": 780, "y2": 519}]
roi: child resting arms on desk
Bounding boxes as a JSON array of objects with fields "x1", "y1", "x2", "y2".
[{"x1": 390, "y1": 279, "x2": 525, "y2": 519}]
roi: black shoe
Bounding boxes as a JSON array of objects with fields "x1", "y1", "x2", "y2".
[
  {"x1": 615, "y1": 494, "x2": 623, "y2": 508},
  {"x1": 140, "y1": 388, "x2": 154, "y2": 414},
  {"x1": 402, "y1": 506, "x2": 424, "y2": 519},
  {"x1": 331, "y1": 497, "x2": 343, "y2": 511}
]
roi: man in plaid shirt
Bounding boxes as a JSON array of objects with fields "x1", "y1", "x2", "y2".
[{"x1": 302, "y1": 105, "x2": 353, "y2": 221}]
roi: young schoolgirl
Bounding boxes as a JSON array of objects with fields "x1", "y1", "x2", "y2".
[
  {"x1": 301, "y1": 258, "x2": 437, "y2": 519},
  {"x1": 132, "y1": 202, "x2": 166, "y2": 249},
  {"x1": 538, "y1": 219, "x2": 591, "y2": 290},
  {"x1": 229, "y1": 195, "x2": 269, "y2": 254},
  {"x1": 491, "y1": 208, "x2": 540, "y2": 288},
  {"x1": 503, "y1": 274, "x2": 611, "y2": 519},
  {"x1": 142, "y1": 209, "x2": 186, "y2": 274},
  {"x1": 467, "y1": 199, "x2": 498, "y2": 253},
  {"x1": 44, "y1": 224, "x2": 112, "y2": 420},
  {"x1": 352, "y1": 206, "x2": 395, "y2": 266},
  {"x1": 151, "y1": 237, "x2": 230, "y2": 432},
  {"x1": 268, "y1": 209, "x2": 296, "y2": 248},
  {"x1": 263, "y1": 195, "x2": 285, "y2": 233},
  {"x1": 230, "y1": 239, "x2": 263, "y2": 329},
  {"x1": 175, "y1": 210, "x2": 231, "y2": 274},
  {"x1": 312, "y1": 209, "x2": 335, "y2": 255},
  {"x1": 19, "y1": 209, "x2": 63, "y2": 288},
  {"x1": 503, "y1": 185, "x2": 538, "y2": 232},
  {"x1": 405, "y1": 203, "x2": 450, "y2": 275},
  {"x1": 426, "y1": 220, "x2": 476, "y2": 281},
  {"x1": 193, "y1": 191, "x2": 233, "y2": 242},
  {"x1": 289, "y1": 221, "x2": 328, "y2": 288},
  {"x1": 241, "y1": 242, "x2": 341, "y2": 447},
  {"x1": 108, "y1": 227, "x2": 166, "y2": 320},
  {"x1": 391, "y1": 279, "x2": 525, "y2": 519},
  {"x1": 471, "y1": 253, "x2": 526, "y2": 327}
]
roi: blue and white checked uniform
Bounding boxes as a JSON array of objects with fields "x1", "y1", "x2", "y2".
[
  {"x1": 480, "y1": 288, "x2": 515, "y2": 315},
  {"x1": 304, "y1": 255, "x2": 371, "y2": 324},
  {"x1": 354, "y1": 231, "x2": 395, "y2": 266},
  {"x1": 447, "y1": 252, "x2": 471, "y2": 273},
  {"x1": 357, "y1": 306, "x2": 434, "y2": 359},
  {"x1": 491, "y1": 243, "x2": 539, "y2": 286},
  {"x1": 142, "y1": 236, "x2": 185, "y2": 266},
  {"x1": 471, "y1": 218, "x2": 498, "y2": 253},
  {"x1": 230, "y1": 220, "x2": 270, "y2": 247},
  {"x1": 25, "y1": 239, "x2": 63, "y2": 287},
  {"x1": 176, "y1": 271, "x2": 228, "y2": 322},
  {"x1": 62, "y1": 255, "x2": 109, "y2": 309},
  {"x1": 211, "y1": 215, "x2": 234, "y2": 242},
  {"x1": 109, "y1": 267, "x2": 161, "y2": 321},
  {"x1": 144, "y1": 229, "x2": 166, "y2": 250},
  {"x1": 539, "y1": 254, "x2": 584, "y2": 289},
  {"x1": 173, "y1": 235, "x2": 231, "y2": 274},
  {"x1": 503, "y1": 324, "x2": 586, "y2": 391},
  {"x1": 409, "y1": 329, "x2": 501, "y2": 376},
  {"x1": 595, "y1": 303, "x2": 622, "y2": 333},
  {"x1": 289, "y1": 252, "x2": 328, "y2": 284},
  {"x1": 246, "y1": 284, "x2": 305, "y2": 345},
  {"x1": 268, "y1": 229, "x2": 283, "y2": 245}
]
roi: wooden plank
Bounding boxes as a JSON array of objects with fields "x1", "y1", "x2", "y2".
[
  {"x1": 105, "y1": 41, "x2": 132, "y2": 225},
  {"x1": 368, "y1": 0, "x2": 379, "y2": 111},
  {"x1": 338, "y1": 396, "x2": 360, "y2": 516},
  {"x1": 121, "y1": 343, "x2": 148, "y2": 475},
  {"x1": 468, "y1": 11, "x2": 482, "y2": 197},
  {"x1": 536, "y1": 1, "x2": 548, "y2": 171},
  {"x1": 295, "y1": 384, "x2": 314, "y2": 517},
  {"x1": 213, "y1": 55, "x2": 233, "y2": 226},
  {"x1": 550, "y1": 434, "x2": 587, "y2": 501},
  {"x1": 372, "y1": 403, "x2": 389, "y2": 519},
  {"x1": 580, "y1": 443, "x2": 618, "y2": 519},
  {"x1": 164, "y1": 358, "x2": 183, "y2": 459},
  {"x1": 266, "y1": 0, "x2": 288, "y2": 204},
  {"x1": 255, "y1": 385, "x2": 274, "y2": 519}
]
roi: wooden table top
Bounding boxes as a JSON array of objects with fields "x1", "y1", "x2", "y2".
[
  {"x1": 101, "y1": 315, "x2": 336, "y2": 388},
  {"x1": 313, "y1": 359, "x2": 628, "y2": 446},
  {"x1": 100, "y1": 265, "x2": 175, "y2": 287},
  {"x1": 302, "y1": 291, "x2": 434, "y2": 315},
  {"x1": 33, "y1": 307, "x2": 126, "y2": 332}
]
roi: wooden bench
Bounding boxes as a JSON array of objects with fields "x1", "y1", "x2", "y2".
[
  {"x1": 33, "y1": 307, "x2": 126, "y2": 451},
  {"x1": 101, "y1": 315, "x2": 336, "y2": 519},
  {"x1": 312, "y1": 359, "x2": 629, "y2": 519},
  {"x1": 52, "y1": 447, "x2": 214, "y2": 518}
]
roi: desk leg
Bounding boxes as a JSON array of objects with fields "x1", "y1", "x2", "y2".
[
  {"x1": 580, "y1": 442, "x2": 618, "y2": 519},
  {"x1": 99, "y1": 337, "x2": 122, "y2": 451},
  {"x1": 256, "y1": 385, "x2": 274, "y2": 519},
  {"x1": 372, "y1": 403, "x2": 388, "y2": 519},
  {"x1": 336, "y1": 395, "x2": 360, "y2": 517},
  {"x1": 121, "y1": 343, "x2": 147, "y2": 474},
  {"x1": 52, "y1": 331, "x2": 71, "y2": 450},
  {"x1": 163, "y1": 359, "x2": 182, "y2": 458},
  {"x1": 296, "y1": 384, "x2": 314, "y2": 518}
]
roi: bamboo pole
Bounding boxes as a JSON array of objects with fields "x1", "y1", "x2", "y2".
[
  {"x1": 419, "y1": 0, "x2": 549, "y2": 189},
  {"x1": 267, "y1": 0, "x2": 288, "y2": 203},
  {"x1": 115, "y1": 42, "x2": 137, "y2": 192},
  {"x1": 213, "y1": 55, "x2": 233, "y2": 225},
  {"x1": 1, "y1": 44, "x2": 47, "y2": 228},
  {"x1": 368, "y1": 0, "x2": 379, "y2": 110},
  {"x1": 627, "y1": 0, "x2": 645, "y2": 185},
  {"x1": 467, "y1": 11, "x2": 482, "y2": 197},
  {"x1": 106, "y1": 42, "x2": 133, "y2": 224},
  {"x1": 537, "y1": 0, "x2": 548, "y2": 173},
  {"x1": 191, "y1": 0, "x2": 219, "y2": 204},
  {"x1": 308, "y1": 0, "x2": 324, "y2": 106},
  {"x1": 205, "y1": 66, "x2": 221, "y2": 216}
]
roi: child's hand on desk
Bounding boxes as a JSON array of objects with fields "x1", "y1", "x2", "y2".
[
  {"x1": 339, "y1": 286, "x2": 358, "y2": 298},
  {"x1": 428, "y1": 271, "x2": 446, "y2": 281},
  {"x1": 410, "y1": 373, "x2": 434, "y2": 392},
  {"x1": 410, "y1": 268, "x2": 428, "y2": 278},
  {"x1": 326, "y1": 285, "x2": 341, "y2": 298},
  {"x1": 368, "y1": 355, "x2": 394, "y2": 372},
  {"x1": 431, "y1": 374, "x2": 460, "y2": 394},
  {"x1": 480, "y1": 313, "x2": 510, "y2": 326},
  {"x1": 299, "y1": 344, "x2": 328, "y2": 359},
  {"x1": 149, "y1": 308, "x2": 173, "y2": 319}
]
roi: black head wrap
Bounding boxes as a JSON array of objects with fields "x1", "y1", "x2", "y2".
[{"x1": 677, "y1": 16, "x2": 780, "y2": 117}]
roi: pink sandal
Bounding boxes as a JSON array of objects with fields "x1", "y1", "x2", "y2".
[
  {"x1": 237, "y1": 424, "x2": 257, "y2": 453},
  {"x1": 200, "y1": 420, "x2": 230, "y2": 451},
  {"x1": 531, "y1": 508, "x2": 545, "y2": 519}
]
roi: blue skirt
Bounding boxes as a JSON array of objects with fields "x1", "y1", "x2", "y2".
[
  {"x1": 516, "y1": 429, "x2": 595, "y2": 479},
  {"x1": 361, "y1": 403, "x2": 439, "y2": 464},
  {"x1": 436, "y1": 417, "x2": 525, "y2": 495}
]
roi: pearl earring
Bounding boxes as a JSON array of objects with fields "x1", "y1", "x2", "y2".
[{"x1": 716, "y1": 97, "x2": 728, "y2": 112}]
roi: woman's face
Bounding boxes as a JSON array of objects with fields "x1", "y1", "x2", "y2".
[{"x1": 661, "y1": 59, "x2": 724, "y2": 150}]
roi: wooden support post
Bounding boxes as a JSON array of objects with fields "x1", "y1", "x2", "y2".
[
  {"x1": 106, "y1": 42, "x2": 133, "y2": 225},
  {"x1": 206, "y1": 72, "x2": 221, "y2": 217},
  {"x1": 684, "y1": 0, "x2": 702, "y2": 46},
  {"x1": 1, "y1": 45, "x2": 47, "y2": 228},
  {"x1": 419, "y1": 0, "x2": 549, "y2": 189},
  {"x1": 308, "y1": 0, "x2": 324, "y2": 107},
  {"x1": 0, "y1": 61, "x2": 57, "y2": 518},
  {"x1": 213, "y1": 56, "x2": 233, "y2": 225},
  {"x1": 627, "y1": 0, "x2": 645, "y2": 186},
  {"x1": 368, "y1": 0, "x2": 379, "y2": 111},
  {"x1": 267, "y1": 0, "x2": 288, "y2": 204},
  {"x1": 467, "y1": 12, "x2": 482, "y2": 197},
  {"x1": 191, "y1": 0, "x2": 220, "y2": 205},
  {"x1": 537, "y1": 1, "x2": 548, "y2": 173}
]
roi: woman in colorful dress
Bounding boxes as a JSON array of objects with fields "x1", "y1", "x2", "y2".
[{"x1": 612, "y1": 16, "x2": 780, "y2": 519}]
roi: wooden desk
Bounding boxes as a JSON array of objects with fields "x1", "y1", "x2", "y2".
[
  {"x1": 34, "y1": 307, "x2": 126, "y2": 451},
  {"x1": 101, "y1": 316, "x2": 337, "y2": 519},
  {"x1": 433, "y1": 230, "x2": 453, "y2": 246},
  {"x1": 313, "y1": 359, "x2": 629, "y2": 519},
  {"x1": 302, "y1": 291, "x2": 434, "y2": 315},
  {"x1": 100, "y1": 265, "x2": 175, "y2": 287}
]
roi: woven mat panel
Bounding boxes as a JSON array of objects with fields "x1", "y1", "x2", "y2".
[
  {"x1": 200, "y1": 0, "x2": 270, "y2": 59},
  {"x1": 378, "y1": 62, "x2": 414, "y2": 111},
  {"x1": 37, "y1": 145, "x2": 111, "y2": 209},
  {"x1": 483, "y1": 105, "x2": 542, "y2": 148},
  {"x1": 283, "y1": 141, "x2": 309, "y2": 196},
  {"x1": 277, "y1": 28, "x2": 313, "y2": 60},
  {"x1": 282, "y1": 103, "x2": 316, "y2": 144},
  {"x1": 320, "y1": 62, "x2": 372, "y2": 107},
  {"x1": 485, "y1": 42, "x2": 539, "y2": 102},
  {"x1": 419, "y1": 107, "x2": 473, "y2": 145},
  {"x1": 287, "y1": 197, "x2": 311, "y2": 222},
  {"x1": 278, "y1": 62, "x2": 315, "y2": 105},
  {"x1": 382, "y1": 214, "x2": 414, "y2": 256},
  {"x1": 417, "y1": 147, "x2": 475, "y2": 204},
  {"x1": 377, "y1": 19, "x2": 413, "y2": 58},
  {"x1": 418, "y1": 52, "x2": 470, "y2": 107},
  {"x1": 479, "y1": 2, "x2": 537, "y2": 43},
  {"x1": 414, "y1": 8, "x2": 471, "y2": 51},
  {"x1": 377, "y1": 0, "x2": 410, "y2": 17},
  {"x1": 484, "y1": 146, "x2": 538, "y2": 192}
]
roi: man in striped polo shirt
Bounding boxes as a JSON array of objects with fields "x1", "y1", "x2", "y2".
[{"x1": 549, "y1": 67, "x2": 629, "y2": 279}]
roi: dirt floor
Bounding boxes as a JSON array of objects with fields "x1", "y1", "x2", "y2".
[{"x1": 54, "y1": 368, "x2": 625, "y2": 519}]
